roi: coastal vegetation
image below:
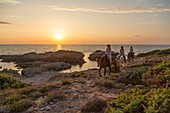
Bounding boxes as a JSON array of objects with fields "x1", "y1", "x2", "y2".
[
  {"x1": 0, "y1": 48, "x2": 169, "y2": 112},
  {"x1": 137, "y1": 48, "x2": 170, "y2": 57},
  {"x1": 106, "y1": 60, "x2": 170, "y2": 113}
]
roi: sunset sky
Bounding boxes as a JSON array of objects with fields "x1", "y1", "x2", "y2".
[{"x1": 0, "y1": 0, "x2": 170, "y2": 44}]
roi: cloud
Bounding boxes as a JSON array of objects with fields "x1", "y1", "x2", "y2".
[
  {"x1": 0, "y1": 21, "x2": 13, "y2": 25},
  {"x1": 42, "y1": 5, "x2": 170, "y2": 14},
  {"x1": 134, "y1": 35, "x2": 142, "y2": 37},
  {"x1": 0, "y1": 0, "x2": 22, "y2": 5},
  {"x1": 0, "y1": 14, "x2": 21, "y2": 18}
]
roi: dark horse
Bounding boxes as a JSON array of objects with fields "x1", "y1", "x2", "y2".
[
  {"x1": 127, "y1": 52, "x2": 135, "y2": 62},
  {"x1": 96, "y1": 54, "x2": 117, "y2": 77}
]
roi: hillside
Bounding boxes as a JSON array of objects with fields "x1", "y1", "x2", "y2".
[{"x1": 0, "y1": 49, "x2": 170, "y2": 113}]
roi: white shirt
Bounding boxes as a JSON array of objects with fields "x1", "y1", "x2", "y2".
[{"x1": 106, "y1": 48, "x2": 112, "y2": 62}]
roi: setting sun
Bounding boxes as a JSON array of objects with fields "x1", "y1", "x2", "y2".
[{"x1": 55, "y1": 33, "x2": 63, "y2": 41}]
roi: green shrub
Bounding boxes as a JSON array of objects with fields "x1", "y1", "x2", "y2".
[
  {"x1": 142, "y1": 60, "x2": 170, "y2": 87},
  {"x1": 28, "y1": 91, "x2": 43, "y2": 100},
  {"x1": 126, "y1": 67, "x2": 148, "y2": 85},
  {"x1": 18, "y1": 87, "x2": 38, "y2": 95},
  {"x1": 81, "y1": 98, "x2": 107, "y2": 113},
  {"x1": 117, "y1": 67, "x2": 148, "y2": 85},
  {"x1": 3, "y1": 93, "x2": 26, "y2": 105},
  {"x1": 7, "y1": 99, "x2": 33, "y2": 112},
  {"x1": 71, "y1": 73, "x2": 81, "y2": 78},
  {"x1": 156, "y1": 48, "x2": 170, "y2": 55},
  {"x1": 106, "y1": 85, "x2": 170, "y2": 113},
  {"x1": 61, "y1": 80, "x2": 71, "y2": 85},
  {"x1": 137, "y1": 48, "x2": 170, "y2": 57},
  {"x1": 39, "y1": 90, "x2": 65, "y2": 107},
  {"x1": 46, "y1": 90, "x2": 65, "y2": 102},
  {"x1": 39, "y1": 83, "x2": 59, "y2": 93},
  {"x1": 95, "y1": 79, "x2": 114, "y2": 89},
  {"x1": 137, "y1": 50, "x2": 160, "y2": 57},
  {"x1": 144, "y1": 88, "x2": 170, "y2": 113},
  {"x1": 0, "y1": 74, "x2": 28, "y2": 90}
]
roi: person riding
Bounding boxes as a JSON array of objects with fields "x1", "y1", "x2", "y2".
[
  {"x1": 128, "y1": 46, "x2": 135, "y2": 62},
  {"x1": 119, "y1": 46, "x2": 126, "y2": 62},
  {"x1": 105, "y1": 44, "x2": 112, "y2": 64},
  {"x1": 130, "y1": 46, "x2": 134, "y2": 53}
]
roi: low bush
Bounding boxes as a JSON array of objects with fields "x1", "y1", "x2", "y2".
[
  {"x1": 95, "y1": 79, "x2": 114, "y2": 89},
  {"x1": 81, "y1": 98, "x2": 107, "y2": 113},
  {"x1": 106, "y1": 85, "x2": 170, "y2": 113},
  {"x1": 39, "y1": 83, "x2": 59, "y2": 93},
  {"x1": 71, "y1": 73, "x2": 81, "y2": 78},
  {"x1": 137, "y1": 48, "x2": 170, "y2": 57},
  {"x1": 117, "y1": 67, "x2": 148, "y2": 85},
  {"x1": 126, "y1": 66, "x2": 148, "y2": 85},
  {"x1": 18, "y1": 86, "x2": 38, "y2": 96},
  {"x1": 39, "y1": 90, "x2": 65, "y2": 107},
  {"x1": 7, "y1": 99, "x2": 33, "y2": 112},
  {"x1": 2, "y1": 93, "x2": 26, "y2": 105},
  {"x1": 142, "y1": 60, "x2": 170, "y2": 87},
  {"x1": 0, "y1": 74, "x2": 28, "y2": 90},
  {"x1": 61, "y1": 80, "x2": 71, "y2": 85}
]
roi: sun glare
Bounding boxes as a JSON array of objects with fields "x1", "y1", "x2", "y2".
[{"x1": 55, "y1": 33, "x2": 63, "y2": 40}]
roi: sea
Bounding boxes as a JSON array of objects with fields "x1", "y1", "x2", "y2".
[{"x1": 0, "y1": 44, "x2": 170, "y2": 73}]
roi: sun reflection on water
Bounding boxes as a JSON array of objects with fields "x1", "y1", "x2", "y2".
[{"x1": 56, "y1": 44, "x2": 62, "y2": 51}]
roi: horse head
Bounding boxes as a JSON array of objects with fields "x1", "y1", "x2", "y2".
[{"x1": 96, "y1": 57, "x2": 100, "y2": 67}]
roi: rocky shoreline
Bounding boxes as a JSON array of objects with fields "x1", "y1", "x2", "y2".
[
  {"x1": 0, "y1": 48, "x2": 170, "y2": 113},
  {"x1": 0, "y1": 50, "x2": 85, "y2": 77}
]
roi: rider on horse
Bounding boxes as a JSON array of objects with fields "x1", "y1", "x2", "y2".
[{"x1": 105, "y1": 44, "x2": 112, "y2": 64}]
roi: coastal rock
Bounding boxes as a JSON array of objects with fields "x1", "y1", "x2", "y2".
[
  {"x1": 45, "y1": 106, "x2": 51, "y2": 111},
  {"x1": 21, "y1": 67, "x2": 43, "y2": 77},
  {"x1": 0, "y1": 68, "x2": 19, "y2": 75},
  {"x1": 0, "y1": 50, "x2": 85, "y2": 77},
  {"x1": 43, "y1": 62, "x2": 71, "y2": 71},
  {"x1": 0, "y1": 50, "x2": 85, "y2": 65},
  {"x1": 88, "y1": 50, "x2": 105, "y2": 61},
  {"x1": 21, "y1": 62, "x2": 71, "y2": 77},
  {"x1": 49, "y1": 102, "x2": 54, "y2": 105},
  {"x1": 39, "y1": 107, "x2": 45, "y2": 111},
  {"x1": 88, "y1": 50, "x2": 119, "y2": 61}
]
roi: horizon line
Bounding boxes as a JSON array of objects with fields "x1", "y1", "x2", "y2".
[{"x1": 0, "y1": 43, "x2": 170, "y2": 46}]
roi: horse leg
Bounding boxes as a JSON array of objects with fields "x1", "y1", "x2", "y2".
[
  {"x1": 99, "y1": 67, "x2": 102, "y2": 77},
  {"x1": 109, "y1": 65, "x2": 111, "y2": 75},
  {"x1": 129, "y1": 55, "x2": 131, "y2": 62},
  {"x1": 104, "y1": 67, "x2": 106, "y2": 76},
  {"x1": 124, "y1": 55, "x2": 126, "y2": 62},
  {"x1": 114, "y1": 61, "x2": 118, "y2": 72}
]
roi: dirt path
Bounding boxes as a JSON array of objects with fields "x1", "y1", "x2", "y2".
[
  {"x1": 30, "y1": 69, "x2": 119, "y2": 113},
  {"x1": 27, "y1": 55, "x2": 170, "y2": 113}
]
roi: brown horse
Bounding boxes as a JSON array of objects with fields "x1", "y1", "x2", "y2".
[
  {"x1": 96, "y1": 54, "x2": 111, "y2": 77},
  {"x1": 127, "y1": 52, "x2": 135, "y2": 62}
]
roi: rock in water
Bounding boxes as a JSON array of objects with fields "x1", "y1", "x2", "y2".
[
  {"x1": 21, "y1": 62, "x2": 71, "y2": 77},
  {"x1": 0, "y1": 50, "x2": 85, "y2": 64},
  {"x1": 43, "y1": 62, "x2": 71, "y2": 71},
  {"x1": 0, "y1": 68, "x2": 19, "y2": 75}
]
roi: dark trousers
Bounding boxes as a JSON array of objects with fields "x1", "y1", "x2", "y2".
[{"x1": 118, "y1": 55, "x2": 126, "y2": 62}]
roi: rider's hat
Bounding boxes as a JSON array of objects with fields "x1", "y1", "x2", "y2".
[{"x1": 107, "y1": 44, "x2": 110, "y2": 47}]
